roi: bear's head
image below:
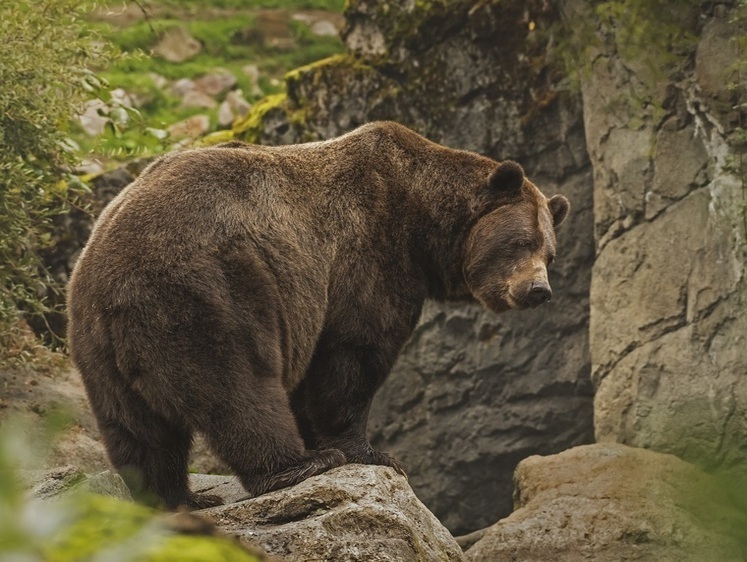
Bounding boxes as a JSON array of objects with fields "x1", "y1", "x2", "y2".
[{"x1": 464, "y1": 161, "x2": 569, "y2": 313}]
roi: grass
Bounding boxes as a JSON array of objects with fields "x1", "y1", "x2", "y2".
[
  {"x1": 76, "y1": 0, "x2": 345, "y2": 161},
  {"x1": 154, "y1": 0, "x2": 345, "y2": 10}
]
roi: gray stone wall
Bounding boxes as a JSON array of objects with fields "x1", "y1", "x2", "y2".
[{"x1": 566, "y1": 0, "x2": 747, "y2": 482}]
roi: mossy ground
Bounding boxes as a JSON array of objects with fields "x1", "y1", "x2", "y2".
[
  {"x1": 76, "y1": 0, "x2": 345, "y2": 161},
  {"x1": 44, "y1": 494, "x2": 261, "y2": 562}
]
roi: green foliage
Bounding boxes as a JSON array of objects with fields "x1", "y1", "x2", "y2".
[
  {"x1": 0, "y1": 416, "x2": 260, "y2": 562},
  {"x1": 155, "y1": 0, "x2": 344, "y2": 9},
  {"x1": 0, "y1": 0, "x2": 114, "y2": 360},
  {"x1": 82, "y1": 1, "x2": 344, "y2": 159},
  {"x1": 43, "y1": 495, "x2": 259, "y2": 562}
]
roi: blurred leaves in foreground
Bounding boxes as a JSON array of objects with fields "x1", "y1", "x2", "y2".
[
  {"x1": 0, "y1": 0, "x2": 112, "y2": 359},
  {"x1": 0, "y1": 414, "x2": 261, "y2": 561}
]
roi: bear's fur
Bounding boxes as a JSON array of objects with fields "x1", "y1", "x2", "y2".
[{"x1": 67, "y1": 122, "x2": 570, "y2": 509}]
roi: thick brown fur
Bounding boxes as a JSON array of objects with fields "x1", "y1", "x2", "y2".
[{"x1": 67, "y1": 122, "x2": 570, "y2": 509}]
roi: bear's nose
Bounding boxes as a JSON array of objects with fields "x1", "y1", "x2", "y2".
[{"x1": 526, "y1": 282, "x2": 552, "y2": 307}]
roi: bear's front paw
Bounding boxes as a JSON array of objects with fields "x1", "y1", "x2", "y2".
[{"x1": 346, "y1": 447, "x2": 408, "y2": 478}]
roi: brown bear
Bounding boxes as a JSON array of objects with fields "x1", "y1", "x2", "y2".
[{"x1": 67, "y1": 121, "x2": 569, "y2": 509}]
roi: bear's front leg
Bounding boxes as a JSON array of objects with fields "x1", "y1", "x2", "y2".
[{"x1": 293, "y1": 339, "x2": 407, "y2": 477}]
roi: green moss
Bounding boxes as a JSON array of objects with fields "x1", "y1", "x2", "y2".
[
  {"x1": 43, "y1": 494, "x2": 260, "y2": 562},
  {"x1": 232, "y1": 93, "x2": 290, "y2": 143},
  {"x1": 199, "y1": 130, "x2": 236, "y2": 146},
  {"x1": 285, "y1": 53, "x2": 373, "y2": 103},
  {"x1": 285, "y1": 53, "x2": 372, "y2": 84},
  {"x1": 284, "y1": 53, "x2": 357, "y2": 79}
]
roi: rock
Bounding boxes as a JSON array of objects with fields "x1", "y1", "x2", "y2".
[
  {"x1": 465, "y1": 444, "x2": 747, "y2": 561},
  {"x1": 226, "y1": 89, "x2": 251, "y2": 116},
  {"x1": 167, "y1": 114, "x2": 211, "y2": 140},
  {"x1": 180, "y1": 90, "x2": 218, "y2": 110},
  {"x1": 23, "y1": 466, "x2": 132, "y2": 502},
  {"x1": 253, "y1": 11, "x2": 295, "y2": 50},
  {"x1": 194, "y1": 69, "x2": 237, "y2": 97},
  {"x1": 110, "y1": 88, "x2": 134, "y2": 109},
  {"x1": 695, "y1": 11, "x2": 742, "y2": 110},
  {"x1": 198, "y1": 465, "x2": 465, "y2": 562},
  {"x1": 190, "y1": 474, "x2": 251, "y2": 505},
  {"x1": 23, "y1": 466, "x2": 86, "y2": 500},
  {"x1": 49, "y1": 426, "x2": 109, "y2": 473},
  {"x1": 153, "y1": 25, "x2": 202, "y2": 63},
  {"x1": 242, "y1": 64, "x2": 264, "y2": 98},
  {"x1": 218, "y1": 90, "x2": 252, "y2": 127},
  {"x1": 75, "y1": 158, "x2": 104, "y2": 176},
  {"x1": 148, "y1": 72, "x2": 169, "y2": 90},
  {"x1": 311, "y1": 20, "x2": 338, "y2": 37},
  {"x1": 646, "y1": 118, "x2": 708, "y2": 219},
  {"x1": 80, "y1": 470, "x2": 132, "y2": 501},
  {"x1": 292, "y1": 11, "x2": 344, "y2": 33},
  {"x1": 77, "y1": 99, "x2": 108, "y2": 136},
  {"x1": 218, "y1": 101, "x2": 235, "y2": 127},
  {"x1": 170, "y1": 77, "x2": 196, "y2": 97},
  {"x1": 75, "y1": 87, "x2": 140, "y2": 120},
  {"x1": 567, "y1": 0, "x2": 747, "y2": 485}
]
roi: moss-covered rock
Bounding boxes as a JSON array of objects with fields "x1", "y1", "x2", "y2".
[
  {"x1": 44, "y1": 494, "x2": 264, "y2": 562},
  {"x1": 233, "y1": 93, "x2": 296, "y2": 144}
]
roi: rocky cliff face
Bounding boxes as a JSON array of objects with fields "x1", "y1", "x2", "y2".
[
  {"x1": 237, "y1": 0, "x2": 595, "y2": 534},
  {"x1": 563, "y1": 0, "x2": 747, "y2": 487}
]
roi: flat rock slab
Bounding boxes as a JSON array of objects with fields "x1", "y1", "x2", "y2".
[{"x1": 196, "y1": 464, "x2": 464, "y2": 562}]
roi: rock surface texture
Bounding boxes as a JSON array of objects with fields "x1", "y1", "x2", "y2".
[
  {"x1": 562, "y1": 1, "x2": 747, "y2": 487},
  {"x1": 23, "y1": 465, "x2": 132, "y2": 502},
  {"x1": 195, "y1": 465, "x2": 465, "y2": 562},
  {"x1": 235, "y1": 0, "x2": 596, "y2": 534},
  {"x1": 465, "y1": 444, "x2": 747, "y2": 561}
]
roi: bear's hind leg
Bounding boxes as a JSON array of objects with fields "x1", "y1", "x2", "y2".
[
  {"x1": 201, "y1": 377, "x2": 345, "y2": 498},
  {"x1": 97, "y1": 401, "x2": 223, "y2": 510}
]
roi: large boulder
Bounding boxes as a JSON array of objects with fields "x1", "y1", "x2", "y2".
[
  {"x1": 466, "y1": 444, "x2": 747, "y2": 561},
  {"x1": 563, "y1": 0, "x2": 747, "y2": 485},
  {"x1": 195, "y1": 465, "x2": 465, "y2": 562}
]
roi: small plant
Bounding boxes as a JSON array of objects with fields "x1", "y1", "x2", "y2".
[{"x1": 0, "y1": 0, "x2": 114, "y2": 361}]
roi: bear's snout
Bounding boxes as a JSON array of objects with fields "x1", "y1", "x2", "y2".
[{"x1": 514, "y1": 280, "x2": 552, "y2": 308}]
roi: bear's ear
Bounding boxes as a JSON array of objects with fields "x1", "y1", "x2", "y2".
[
  {"x1": 548, "y1": 194, "x2": 570, "y2": 227},
  {"x1": 487, "y1": 160, "x2": 525, "y2": 194}
]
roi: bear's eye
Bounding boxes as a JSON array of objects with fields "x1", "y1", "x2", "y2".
[{"x1": 514, "y1": 239, "x2": 532, "y2": 249}]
